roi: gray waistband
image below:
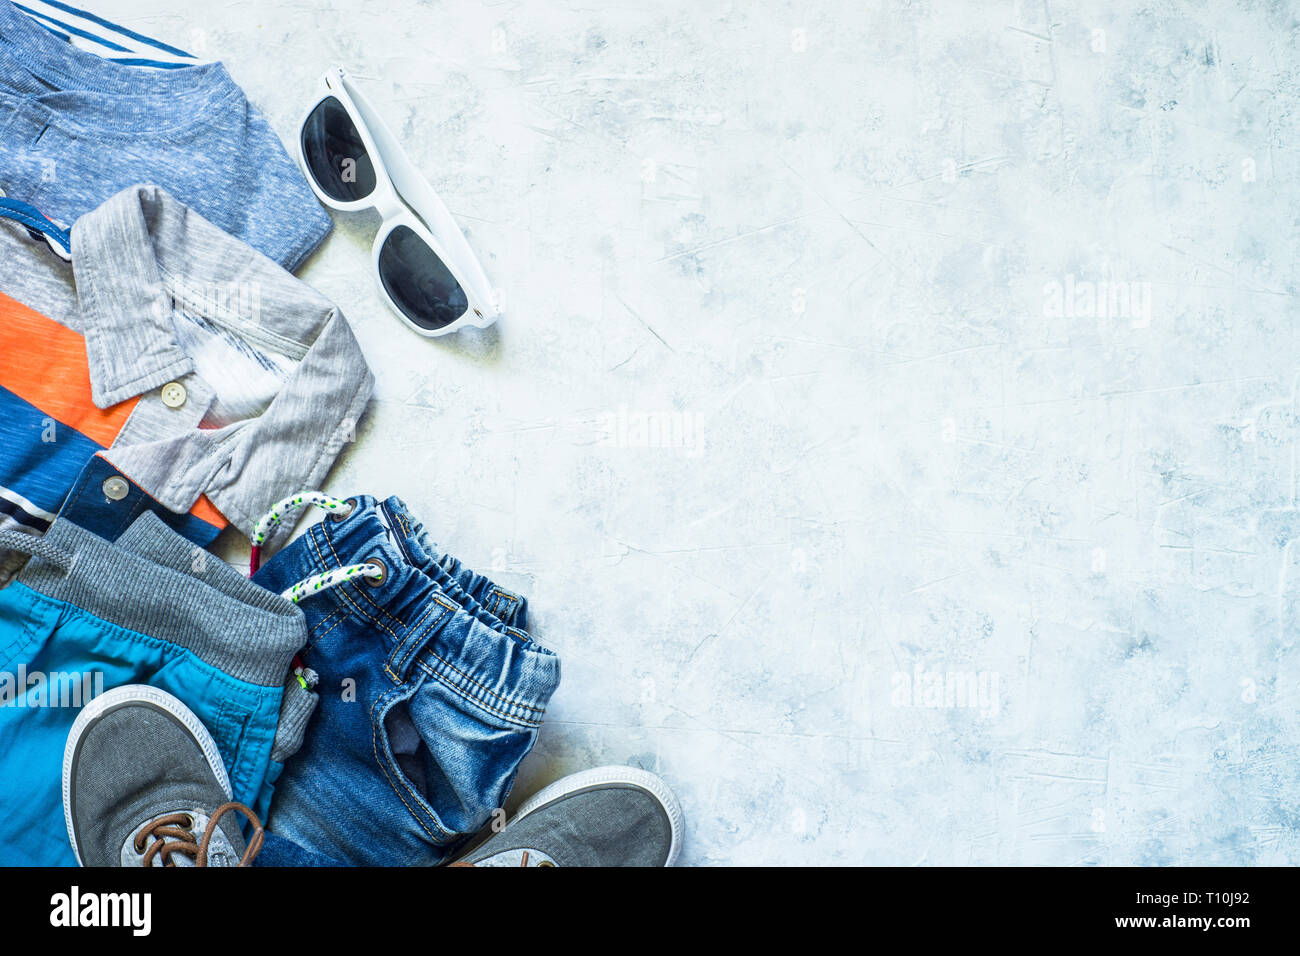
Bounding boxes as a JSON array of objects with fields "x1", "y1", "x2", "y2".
[{"x1": 16, "y1": 514, "x2": 304, "y2": 687}]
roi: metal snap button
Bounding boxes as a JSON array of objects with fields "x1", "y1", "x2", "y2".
[
  {"x1": 161, "y1": 382, "x2": 187, "y2": 408},
  {"x1": 102, "y1": 476, "x2": 129, "y2": 501}
]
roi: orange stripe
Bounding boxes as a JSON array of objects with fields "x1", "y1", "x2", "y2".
[
  {"x1": 0, "y1": 292, "x2": 228, "y2": 532},
  {"x1": 191, "y1": 494, "x2": 227, "y2": 529},
  {"x1": 0, "y1": 291, "x2": 136, "y2": 446}
]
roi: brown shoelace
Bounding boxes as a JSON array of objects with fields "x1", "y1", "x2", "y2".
[{"x1": 133, "y1": 801, "x2": 265, "y2": 867}]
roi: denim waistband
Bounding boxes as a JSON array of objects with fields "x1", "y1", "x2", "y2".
[
  {"x1": 15, "y1": 511, "x2": 304, "y2": 687},
  {"x1": 0, "y1": 0, "x2": 241, "y2": 131},
  {"x1": 284, "y1": 496, "x2": 559, "y2": 728}
]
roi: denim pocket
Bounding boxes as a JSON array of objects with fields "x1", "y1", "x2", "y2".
[{"x1": 371, "y1": 669, "x2": 539, "y2": 848}]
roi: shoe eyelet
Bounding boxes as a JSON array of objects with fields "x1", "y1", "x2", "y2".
[
  {"x1": 179, "y1": 813, "x2": 194, "y2": 829},
  {"x1": 364, "y1": 557, "x2": 387, "y2": 586},
  {"x1": 537, "y1": 860, "x2": 555, "y2": 867},
  {"x1": 328, "y1": 497, "x2": 358, "y2": 522}
]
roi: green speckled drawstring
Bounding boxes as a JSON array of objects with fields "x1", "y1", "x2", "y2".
[
  {"x1": 250, "y1": 491, "x2": 354, "y2": 570},
  {"x1": 281, "y1": 561, "x2": 385, "y2": 604},
  {"x1": 249, "y1": 491, "x2": 386, "y2": 602}
]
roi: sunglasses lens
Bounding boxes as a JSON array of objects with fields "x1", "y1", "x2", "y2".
[
  {"x1": 301, "y1": 96, "x2": 377, "y2": 202},
  {"x1": 379, "y1": 225, "x2": 469, "y2": 332}
]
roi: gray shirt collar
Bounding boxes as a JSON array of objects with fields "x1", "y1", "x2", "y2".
[
  {"x1": 75, "y1": 186, "x2": 196, "y2": 408},
  {"x1": 70, "y1": 185, "x2": 373, "y2": 542}
]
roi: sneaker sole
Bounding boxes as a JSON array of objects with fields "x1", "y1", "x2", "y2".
[
  {"x1": 62, "y1": 685, "x2": 231, "y2": 867},
  {"x1": 511, "y1": 765, "x2": 684, "y2": 866}
]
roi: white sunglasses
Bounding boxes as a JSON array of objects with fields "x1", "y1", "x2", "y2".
[{"x1": 298, "y1": 67, "x2": 500, "y2": 337}]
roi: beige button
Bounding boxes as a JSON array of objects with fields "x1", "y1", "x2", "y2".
[
  {"x1": 161, "y1": 382, "x2": 187, "y2": 408},
  {"x1": 102, "y1": 477, "x2": 129, "y2": 501}
]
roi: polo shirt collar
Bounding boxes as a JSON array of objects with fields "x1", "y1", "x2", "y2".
[
  {"x1": 68, "y1": 185, "x2": 373, "y2": 539},
  {"x1": 72, "y1": 184, "x2": 195, "y2": 409}
]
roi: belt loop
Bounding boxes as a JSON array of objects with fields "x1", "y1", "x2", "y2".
[
  {"x1": 383, "y1": 599, "x2": 454, "y2": 684},
  {"x1": 486, "y1": 588, "x2": 523, "y2": 625}
]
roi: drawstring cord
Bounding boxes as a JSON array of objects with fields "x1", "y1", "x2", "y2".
[
  {"x1": 281, "y1": 561, "x2": 386, "y2": 603},
  {"x1": 249, "y1": 492, "x2": 385, "y2": 599},
  {"x1": 0, "y1": 528, "x2": 75, "y2": 573},
  {"x1": 250, "y1": 491, "x2": 356, "y2": 573},
  {"x1": 250, "y1": 491, "x2": 387, "y2": 690}
]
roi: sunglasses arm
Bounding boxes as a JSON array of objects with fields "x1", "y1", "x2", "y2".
[{"x1": 342, "y1": 79, "x2": 499, "y2": 320}]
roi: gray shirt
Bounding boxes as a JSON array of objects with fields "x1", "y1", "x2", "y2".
[{"x1": 0, "y1": 184, "x2": 373, "y2": 550}]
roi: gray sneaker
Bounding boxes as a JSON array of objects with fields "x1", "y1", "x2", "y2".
[
  {"x1": 62, "y1": 685, "x2": 263, "y2": 867},
  {"x1": 455, "y1": 766, "x2": 683, "y2": 867}
]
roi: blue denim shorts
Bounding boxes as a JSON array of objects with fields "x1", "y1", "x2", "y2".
[{"x1": 252, "y1": 496, "x2": 561, "y2": 866}]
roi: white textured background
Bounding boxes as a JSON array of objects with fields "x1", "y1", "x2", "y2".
[{"x1": 106, "y1": 0, "x2": 1300, "y2": 865}]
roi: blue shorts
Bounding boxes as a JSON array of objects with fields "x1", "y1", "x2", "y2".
[{"x1": 0, "y1": 512, "x2": 309, "y2": 865}]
